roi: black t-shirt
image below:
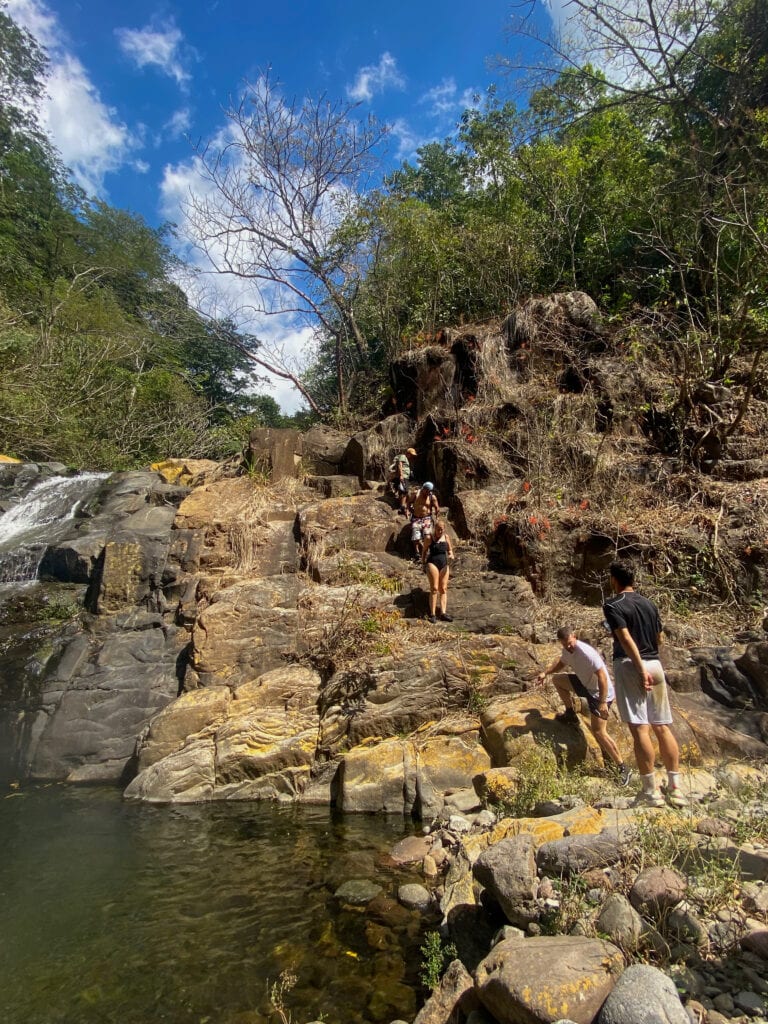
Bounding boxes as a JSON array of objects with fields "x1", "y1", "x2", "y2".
[{"x1": 603, "y1": 590, "x2": 662, "y2": 660}]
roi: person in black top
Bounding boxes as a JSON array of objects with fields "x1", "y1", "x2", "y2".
[
  {"x1": 603, "y1": 561, "x2": 685, "y2": 808},
  {"x1": 422, "y1": 519, "x2": 454, "y2": 623}
]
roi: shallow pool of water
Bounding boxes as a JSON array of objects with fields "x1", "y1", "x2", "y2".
[{"x1": 0, "y1": 787, "x2": 427, "y2": 1024}]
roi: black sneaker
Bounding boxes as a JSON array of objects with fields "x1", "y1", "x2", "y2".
[
  {"x1": 555, "y1": 708, "x2": 579, "y2": 724},
  {"x1": 618, "y1": 764, "x2": 633, "y2": 788},
  {"x1": 439, "y1": 612, "x2": 453, "y2": 622},
  {"x1": 427, "y1": 615, "x2": 437, "y2": 624}
]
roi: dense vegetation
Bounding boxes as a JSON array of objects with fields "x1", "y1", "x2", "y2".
[
  {"x1": 0, "y1": 8, "x2": 300, "y2": 469},
  {"x1": 1, "y1": 0, "x2": 766, "y2": 463},
  {"x1": 326, "y1": 0, "x2": 768, "y2": 420}
]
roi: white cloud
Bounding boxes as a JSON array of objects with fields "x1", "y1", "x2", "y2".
[
  {"x1": 159, "y1": 155, "x2": 316, "y2": 415},
  {"x1": 419, "y1": 78, "x2": 480, "y2": 120},
  {"x1": 542, "y1": 0, "x2": 570, "y2": 30},
  {"x1": 6, "y1": 0, "x2": 141, "y2": 195},
  {"x1": 165, "y1": 107, "x2": 192, "y2": 139},
  {"x1": 419, "y1": 78, "x2": 459, "y2": 117},
  {"x1": 116, "y1": 21, "x2": 191, "y2": 88},
  {"x1": 389, "y1": 118, "x2": 429, "y2": 161},
  {"x1": 347, "y1": 52, "x2": 405, "y2": 102},
  {"x1": 5, "y1": 0, "x2": 56, "y2": 46}
]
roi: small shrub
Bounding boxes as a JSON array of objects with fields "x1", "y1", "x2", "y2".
[
  {"x1": 332, "y1": 556, "x2": 404, "y2": 594},
  {"x1": 268, "y1": 970, "x2": 297, "y2": 1024},
  {"x1": 419, "y1": 930, "x2": 457, "y2": 991},
  {"x1": 540, "y1": 875, "x2": 594, "y2": 936}
]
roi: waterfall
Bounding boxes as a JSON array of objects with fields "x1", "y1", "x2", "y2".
[{"x1": 0, "y1": 473, "x2": 109, "y2": 584}]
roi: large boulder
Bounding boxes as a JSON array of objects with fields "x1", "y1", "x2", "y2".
[
  {"x1": 336, "y1": 730, "x2": 491, "y2": 816},
  {"x1": 15, "y1": 614, "x2": 182, "y2": 782},
  {"x1": 536, "y1": 831, "x2": 624, "y2": 878},
  {"x1": 341, "y1": 414, "x2": 413, "y2": 482},
  {"x1": 125, "y1": 665, "x2": 323, "y2": 803},
  {"x1": 480, "y1": 692, "x2": 604, "y2": 770},
  {"x1": 298, "y1": 494, "x2": 399, "y2": 570},
  {"x1": 473, "y1": 834, "x2": 539, "y2": 927},
  {"x1": 502, "y1": 291, "x2": 603, "y2": 356},
  {"x1": 247, "y1": 427, "x2": 303, "y2": 481},
  {"x1": 94, "y1": 506, "x2": 178, "y2": 614},
  {"x1": 302, "y1": 424, "x2": 350, "y2": 474},
  {"x1": 172, "y1": 475, "x2": 301, "y2": 575},
  {"x1": 188, "y1": 576, "x2": 302, "y2": 687},
  {"x1": 596, "y1": 964, "x2": 689, "y2": 1024},
  {"x1": 474, "y1": 934, "x2": 623, "y2": 1024},
  {"x1": 390, "y1": 347, "x2": 457, "y2": 420},
  {"x1": 318, "y1": 639, "x2": 520, "y2": 756}
]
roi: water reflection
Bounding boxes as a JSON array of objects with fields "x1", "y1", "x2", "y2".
[{"x1": 0, "y1": 787, "x2": 425, "y2": 1024}]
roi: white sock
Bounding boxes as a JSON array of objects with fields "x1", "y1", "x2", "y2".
[
  {"x1": 641, "y1": 772, "x2": 657, "y2": 795},
  {"x1": 667, "y1": 771, "x2": 681, "y2": 791}
]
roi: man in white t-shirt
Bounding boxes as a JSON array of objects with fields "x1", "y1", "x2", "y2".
[{"x1": 536, "y1": 626, "x2": 632, "y2": 786}]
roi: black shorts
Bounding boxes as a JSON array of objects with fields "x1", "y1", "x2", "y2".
[{"x1": 567, "y1": 674, "x2": 612, "y2": 717}]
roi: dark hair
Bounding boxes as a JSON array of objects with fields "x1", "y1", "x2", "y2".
[
  {"x1": 556, "y1": 626, "x2": 574, "y2": 642},
  {"x1": 609, "y1": 561, "x2": 635, "y2": 588}
]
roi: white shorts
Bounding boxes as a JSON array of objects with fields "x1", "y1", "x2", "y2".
[
  {"x1": 613, "y1": 658, "x2": 672, "y2": 726},
  {"x1": 411, "y1": 516, "x2": 433, "y2": 541}
]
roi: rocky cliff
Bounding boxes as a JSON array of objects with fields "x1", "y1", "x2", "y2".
[{"x1": 2, "y1": 293, "x2": 767, "y2": 809}]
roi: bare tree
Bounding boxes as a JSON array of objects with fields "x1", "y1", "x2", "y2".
[{"x1": 182, "y1": 71, "x2": 388, "y2": 413}]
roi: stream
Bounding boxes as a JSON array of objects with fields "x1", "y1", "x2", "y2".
[{"x1": 0, "y1": 786, "x2": 426, "y2": 1024}]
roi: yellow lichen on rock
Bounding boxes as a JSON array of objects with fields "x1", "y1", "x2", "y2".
[{"x1": 151, "y1": 459, "x2": 219, "y2": 485}]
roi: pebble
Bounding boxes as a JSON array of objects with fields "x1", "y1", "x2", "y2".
[
  {"x1": 397, "y1": 884, "x2": 432, "y2": 912},
  {"x1": 713, "y1": 993, "x2": 735, "y2": 1014},
  {"x1": 448, "y1": 814, "x2": 472, "y2": 833}
]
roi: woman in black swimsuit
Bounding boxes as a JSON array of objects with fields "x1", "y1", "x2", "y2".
[{"x1": 422, "y1": 519, "x2": 454, "y2": 623}]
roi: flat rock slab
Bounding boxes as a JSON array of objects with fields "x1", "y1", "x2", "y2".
[
  {"x1": 390, "y1": 835, "x2": 433, "y2": 865},
  {"x1": 475, "y1": 934, "x2": 623, "y2": 1024}
]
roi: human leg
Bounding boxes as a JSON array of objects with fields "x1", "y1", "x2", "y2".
[
  {"x1": 652, "y1": 724, "x2": 680, "y2": 773},
  {"x1": 426, "y1": 563, "x2": 439, "y2": 619},
  {"x1": 437, "y1": 566, "x2": 452, "y2": 620},
  {"x1": 628, "y1": 723, "x2": 656, "y2": 776},
  {"x1": 411, "y1": 519, "x2": 423, "y2": 558},
  {"x1": 590, "y1": 714, "x2": 624, "y2": 767},
  {"x1": 551, "y1": 674, "x2": 578, "y2": 713}
]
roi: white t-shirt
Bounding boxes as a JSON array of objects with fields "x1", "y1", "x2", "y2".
[{"x1": 560, "y1": 640, "x2": 615, "y2": 701}]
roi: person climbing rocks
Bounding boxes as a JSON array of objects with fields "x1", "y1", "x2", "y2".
[
  {"x1": 603, "y1": 560, "x2": 686, "y2": 808},
  {"x1": 422, "y1": 518, "x2": 454, "y2": 623},
  {"x1": 388, "y1": 447, "x2": 417, "y2": 514},
  {"x1": 410, "y1": 481, "x2": 439, "y2": 559},
  {"x1": 536, "y1": 627, "x2": 632, "y2": 786}
]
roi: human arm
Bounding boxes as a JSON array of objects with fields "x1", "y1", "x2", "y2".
[
  {"x1": 595, "y1": 667, "x2": 610, "y2": 718},
  {"x1": 613, "y1": 627, "x2": 654, "y2": 690},
  {"x1": 536, "y1": 657, "x2": 565, "y2": 685}
]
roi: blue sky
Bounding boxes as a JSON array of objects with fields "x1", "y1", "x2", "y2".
[{"x1": 6, "y1": 0, "x2": 558, "y2": 410}]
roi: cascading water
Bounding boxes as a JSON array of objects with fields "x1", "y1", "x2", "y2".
[{"x1": 0, "y1": 473, "x2": 109, "y2": 584}]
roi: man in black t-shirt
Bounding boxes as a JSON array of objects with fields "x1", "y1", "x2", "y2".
[{"x1": 603, "y1": 561, "x2": 685, "y2": 808}]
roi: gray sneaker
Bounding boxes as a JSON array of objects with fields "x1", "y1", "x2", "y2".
[
  {"x1": 666, "y1": 787, "x2": 688, "y2": 808},
  {"x1": 633, "y1": 790, "x2": 664, "y2": 808}
]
